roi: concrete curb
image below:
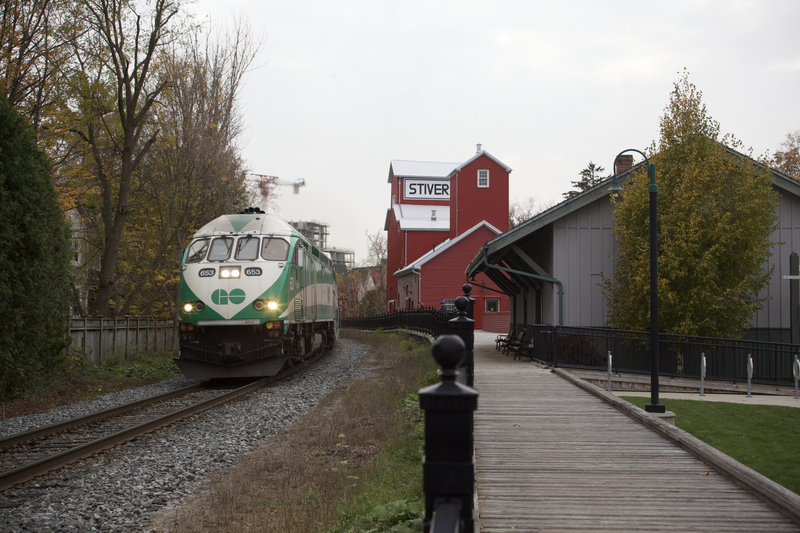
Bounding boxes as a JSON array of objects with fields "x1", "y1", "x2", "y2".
[{"x1": 553, "y1": 366, "x2": 800, "y2": 525}]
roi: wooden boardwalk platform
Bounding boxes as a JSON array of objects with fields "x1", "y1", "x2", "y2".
[{"x1": 471, "y1": 332, "x2": 800, "y2": 532}]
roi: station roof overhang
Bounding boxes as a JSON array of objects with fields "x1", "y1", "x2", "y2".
[
  {"x1": 464, "y1": 165, "x2": 637, "y2": 298},
  {"x1": 466, "y1": 146, "x2": 800, "y2": 297}
]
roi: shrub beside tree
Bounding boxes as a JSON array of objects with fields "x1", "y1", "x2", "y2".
[{"x1": 0, "y1": 96, "x2": 73, "y2": 399}]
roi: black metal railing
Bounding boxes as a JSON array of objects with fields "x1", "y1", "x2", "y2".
[
  {"x1": 341, "y1": 307, "x2": 456, "y2": 339},
  {"x1": 525, "y1": 324, "x2": 799, "y2": 386}
]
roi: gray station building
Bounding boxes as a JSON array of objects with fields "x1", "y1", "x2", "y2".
[{"x1": 466, "y1": 150, "x2": 800, "y2": 343}]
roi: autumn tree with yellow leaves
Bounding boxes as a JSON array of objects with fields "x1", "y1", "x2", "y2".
[
  {"x1": 0, "y1": 1, "x2": 258, "y2": 319},
  {"x1": 114, "y1": 25, "x2": 257, "y2": 316},
  {"x1": 65, "y1": 0, "x2": 186, "y2": 316},
  {"x1": 774, "y1": 129, "x2": 800, "y2": 179},
  {"x1": 604, "y1": 72, "x2": 778, "y2": 339},
  {"x1": 0, "y1": 0, "x2": 70, "y2": 133}
]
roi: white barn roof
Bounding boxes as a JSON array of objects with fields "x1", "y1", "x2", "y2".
[
  {"x1": 392, "y1": 204, "x2": 450, "y2": 231},
  {"x1": 446, "y1": 149, "x2": 512, "y2": 177},
  {"x1": 394, "y1": 220, "x2": 502, "y2": 277},
  {"x1": 388, "y1": 160, "x2": 459, "y2": 183}
]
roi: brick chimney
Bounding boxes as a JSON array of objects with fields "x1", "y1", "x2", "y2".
[{"x1": 614, "y1": 155, "x2": 634, "y2": 175}]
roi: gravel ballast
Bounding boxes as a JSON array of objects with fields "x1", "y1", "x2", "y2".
[{"x1": 0, "y1": 338, "x2": 367, "y2": 532}]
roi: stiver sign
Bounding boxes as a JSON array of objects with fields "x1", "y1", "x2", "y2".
[{"x1": 404, "y1": 179, "x2": 450, "y2": 200}]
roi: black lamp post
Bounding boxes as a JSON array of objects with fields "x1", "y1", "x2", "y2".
[{"x1": 609, "y1": 149, "x2": 665, "y2": 414}]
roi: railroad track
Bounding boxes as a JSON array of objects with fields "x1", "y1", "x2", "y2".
[{"x1": 0, "y1": 351, "x2": 326, "y2": 492}]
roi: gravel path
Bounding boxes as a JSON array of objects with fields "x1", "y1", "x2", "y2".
[{"x1": 0, "y1": 338, "x2": 367, "y2": 532}]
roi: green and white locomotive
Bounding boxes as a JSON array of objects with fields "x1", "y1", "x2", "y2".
[{"x1": 176, "y1": 208, "x2": 338, "y2": 378}]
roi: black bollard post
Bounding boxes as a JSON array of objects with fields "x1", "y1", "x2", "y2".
[
  {"x1": 463, "y1": 284, "x2": 475, "y2": 387},
  {"x1": 791, "y1": 252, "x2": 799, "y2": 346},
  {"x1": 462, "y1": 283, "x2": 475, "y2": 321},
  {"x1": 449, "y1": 293, "x2": 475, "y2": 387},
  {"x1": 419, "y1": 335, "x2": 478, "y2": 533}
]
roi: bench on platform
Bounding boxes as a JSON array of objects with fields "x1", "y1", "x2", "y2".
[
  {"x1": 495, "y1": 329, "x2": 514, "y2": 351},
  {"x1": 501, "y1": 330, "x2": 524, "y2": 355},
  {"x1": 510, "y1": 336, "x2": 534, "y2": 361}
]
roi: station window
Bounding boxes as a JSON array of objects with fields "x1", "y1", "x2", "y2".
[
  {"x1": 485, "y1": 299, "x2": 499, "y2": 313},
  {"x1": 478, "y1": 169, "x2": 490, "y2": 188}
]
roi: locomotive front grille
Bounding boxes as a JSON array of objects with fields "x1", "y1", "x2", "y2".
[{"x1": 180, "y1": 325, "x2": 284, "y2": 364}]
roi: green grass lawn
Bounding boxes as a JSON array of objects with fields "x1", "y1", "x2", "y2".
[{"x1": 620, "y1": 396, "x2": 800, "y2": 496}]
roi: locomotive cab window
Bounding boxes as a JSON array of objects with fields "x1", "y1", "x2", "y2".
[
  {"x1": 186, "y1": 239, "x2": 210, "y2": 263},
  {"x1": 262, "y1": 238, "x2": 290, "y2": 261},
  {"x1": 235, "y1": 235, "x2": 260, "y2": 260},
  {"x1": 207, "y1": 237, "x2": 234, "y2": 261}
]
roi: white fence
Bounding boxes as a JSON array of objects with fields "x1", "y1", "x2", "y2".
[{"x1": 68, "y1": 318, "x2": 178, "y2": 363}]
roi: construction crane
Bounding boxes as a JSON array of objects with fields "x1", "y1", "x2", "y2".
[{"x1": 250, "y1": 174, "x2": 306, "y2": 198}]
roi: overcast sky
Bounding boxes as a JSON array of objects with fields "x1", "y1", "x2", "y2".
[{"x1": 191, "y1": 0, "x2": 800, "y2": 264}]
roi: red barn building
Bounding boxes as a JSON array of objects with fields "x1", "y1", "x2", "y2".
[{"x1": 384, "y1": 145, "x2": 512, "y2": 331}]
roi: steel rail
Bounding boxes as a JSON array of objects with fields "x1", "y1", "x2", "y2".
[
  {"x1": 0, "y1": 383, "x2": 209, "y2": 451},
  {"x1": 0, "y1": 349, "x2": 328, "y2": 492}
]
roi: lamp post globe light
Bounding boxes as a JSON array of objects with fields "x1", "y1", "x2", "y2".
[{"x1": 610, "y1": 149, "x2": 665, "y2": 414}]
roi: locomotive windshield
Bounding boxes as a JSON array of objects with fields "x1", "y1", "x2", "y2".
[
  {"x1": 186, "y1": 239, "x2": 210, "y2": 263},
  {"x1": 207, "y1": 237, "x2": 234, "y2": 261},
  {"x1": 261, "y1": 237, "x2": 289, "y2": 261},
  {"x1": 235, "y1": 235, "x2": 259, "y2": 260}
]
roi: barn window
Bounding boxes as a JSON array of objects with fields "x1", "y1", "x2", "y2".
[
  {"x1": 485, "y1": 299, "x2": 499, "y2": 312},
  {"x1": 478, "y1": 169, "x2": 489, "y2": 188}
]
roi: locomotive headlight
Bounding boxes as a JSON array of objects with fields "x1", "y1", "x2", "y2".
[
  {"x1": 253, "y1": 299, "x2": 278, "y2": 312},
  {"x1": 183, "y1": 301, "x2": 205, "y2": 313},
  {"x1": 219, "y1": 266, "x2": 241, "y2": 279}
]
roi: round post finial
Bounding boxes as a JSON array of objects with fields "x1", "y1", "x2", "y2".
[
  {"x1": 462, "y1": 283, "x2": 472, "y2": 297},
  {"x1": 455, "y1": 296, "x2": 469, "y2": 317},
  {"x1": 432, "y1": 335, "x2": 466, "y2": 380}
]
